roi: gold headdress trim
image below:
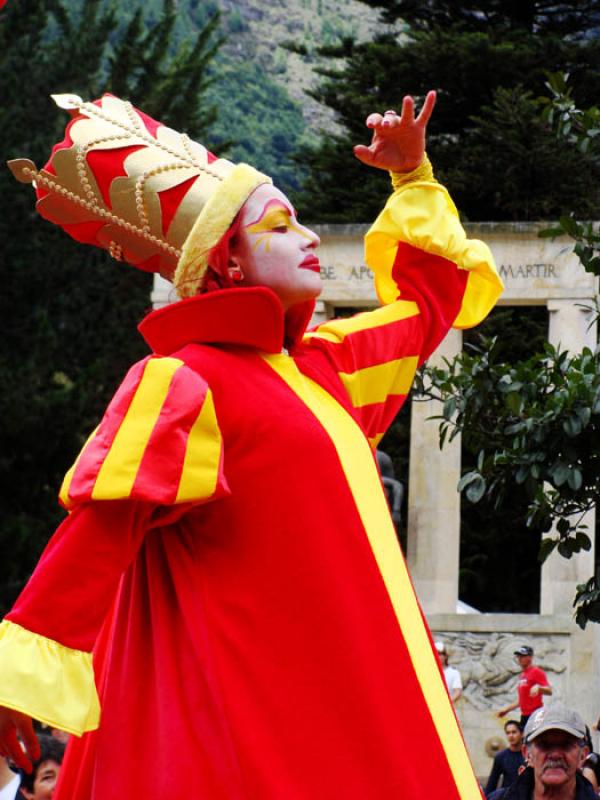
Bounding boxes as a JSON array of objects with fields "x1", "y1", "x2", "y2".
[
  {"x1": 7, "y1": 158, "x2": 180, "y2": 258},
  {"x1": 174, "y1": 163, "x2": 271, "y2": 298},
  {"x1": 8, "y1": 93, "x2": 272, "y2": 296}
]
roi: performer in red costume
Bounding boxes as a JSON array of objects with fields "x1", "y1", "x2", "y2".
[{"x1": 0, "y1": 90, "x2": 502, "y2": 798}]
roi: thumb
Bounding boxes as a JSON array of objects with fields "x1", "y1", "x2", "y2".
[{"x1": 353, "y1": 144, "x2": 375, "y2": 165}]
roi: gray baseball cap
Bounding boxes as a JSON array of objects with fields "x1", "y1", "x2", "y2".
[{"x1": 524, "y1": 705, "x2": 586, "y2": 743}]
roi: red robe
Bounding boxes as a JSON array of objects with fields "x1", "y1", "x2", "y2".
[{"x1": 0, "y1": 178, "x2": 502, "y2": 798}]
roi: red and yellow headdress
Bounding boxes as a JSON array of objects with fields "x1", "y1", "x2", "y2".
[{"x1": 8, "y1": 93, "x2": 271, "y2": 297}]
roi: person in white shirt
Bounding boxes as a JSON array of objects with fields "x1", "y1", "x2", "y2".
[
  {"x1": 0, "y1": 757, "x2": 21, "y2": 800},
  {"x1": 435, "y1": 641, "x2": 463, "y2": 702}
]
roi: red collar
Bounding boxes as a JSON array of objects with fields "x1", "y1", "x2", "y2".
[{"x1": 138, "y1": 287, "x2": 315, "y2": 356}]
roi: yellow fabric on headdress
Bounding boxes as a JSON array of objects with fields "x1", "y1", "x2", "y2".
[{"x1": 174, "y1": 163, "x2": 271, "y2": 298}]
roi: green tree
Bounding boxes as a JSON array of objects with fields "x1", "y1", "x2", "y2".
[
  {"x1": 359, "y1": 0, "x2": 600, "y2": 35},
  {"x1": 416, "y1": 78, "x2": 600, "y2": 624},
  {"x1": 0, "y1": 0, "x2": 222, "y2": 615},
  {"x1": 293, "y1": 1, "x2": 600, "y2": 222}
]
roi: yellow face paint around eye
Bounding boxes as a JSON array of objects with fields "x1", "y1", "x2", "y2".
[
  {"x1": 247, "y1": 206, "x2": 291, "y2": 235},
  {"x1": 247, "y1": 201, "x2": 313, "y2": 238}
]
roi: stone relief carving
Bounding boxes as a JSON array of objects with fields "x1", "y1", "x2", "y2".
[{"x1": 432, "y1": 632, "x2": 567, "y2": 710}]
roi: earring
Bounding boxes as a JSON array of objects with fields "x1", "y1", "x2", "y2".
[{"x1": 228, "y1": 265, "x2": 244, "y2": 282}]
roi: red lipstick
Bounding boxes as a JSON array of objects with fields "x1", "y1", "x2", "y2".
[{"x1": 300, "y1": 255, "x2": 321, "y2": 273}]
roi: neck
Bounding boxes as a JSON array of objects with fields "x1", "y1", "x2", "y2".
[
  {"x1": 533, "y1": 777, "x2": 576, "y2": 800},
  {"x1": 509, "y1": 744, "x2": 522, "y2": 752}
]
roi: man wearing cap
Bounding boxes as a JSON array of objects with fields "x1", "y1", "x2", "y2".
[
  {"x1": 435, "y1": 641, "x2": 463, "y2": 703},
  {"x1": 488, "y1": 705, "x2": 596, "y2": 799},
  {"x1": 498, "y1": 646, "x2": 552, "y2": 727}
]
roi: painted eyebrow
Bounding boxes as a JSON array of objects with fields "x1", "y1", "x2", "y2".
[{"x1": 245, "y1": 198, "x2": 293, "y2": 228}]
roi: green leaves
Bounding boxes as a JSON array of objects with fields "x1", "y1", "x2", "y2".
[
  {"x1": 422, "y1": 328, "x2": 600, "y2": 623},
  {"x1": 457, "y1": 471, "x2": 487, "y2": 503},
  {"x1": 574, "y1": 577, "x2": 600, "y2": 630}
]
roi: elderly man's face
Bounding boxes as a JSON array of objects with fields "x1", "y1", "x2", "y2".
[{"x1": 526, "y1": 730, "x2": 587, "y2": 789}]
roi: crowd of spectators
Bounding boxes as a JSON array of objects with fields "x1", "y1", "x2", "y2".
[
  {"x1": 435, "y1": 640, "x2": 600, "y2": 798},
  {"x1": 0, "y1": 731, "x2": 65, "y2": 800},
  {"x1": 1, "y1": 642, "x2": 598, "y2": 798}
]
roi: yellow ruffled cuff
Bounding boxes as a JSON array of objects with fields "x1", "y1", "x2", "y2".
[
  {"x1": 0, "y1": 620, "x2": 100, "y2": 736},
  {"x1": 365, "y1": 173, "x2": 504, "y2": 329},
  {"x1": 389, "y1": 153, "x2": 434, "y2": 191}
]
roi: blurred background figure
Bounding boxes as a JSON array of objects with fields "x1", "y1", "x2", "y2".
[
  {"x1": 485, "y1": 720, "x2": 525, "y2": 796},
  {"x1": 581, "y1": 726, "x2": 600, "y2": 793},
  {"x1": 376, "y1": 449, "x2": 404, "y2": 531},
  {"x1": 497, "y1": 645, "x2": 552, "y2": 727},
  {"x1": 435, "y1": 641, "x2": 463, "y2": 703},
  {"x1": 0, "y1": 755, "x2": 21, "y2": 800},
  {"x1": 19, "y1": 736, "x2": 64, "y2": 800}
]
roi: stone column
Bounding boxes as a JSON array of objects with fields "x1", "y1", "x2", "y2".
[
  {"x1": 407, "y1": 328, "x2": 463, "y2": 614},
  {"x1": 309, "y1": 300, "x2": 330, "y2": 327},
  {"x1": 541, "y1": 300, "x2": 597, "y2": 615}
]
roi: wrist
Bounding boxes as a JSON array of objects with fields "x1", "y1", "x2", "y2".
[{"x1": 390, "y1": 153, "x2": 434, "y2": 191}]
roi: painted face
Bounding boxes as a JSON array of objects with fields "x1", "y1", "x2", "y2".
[
  {"x1": 231, "y1": 184, "x2": 321, "y2": 310},
  {"x1": 527, "y1": 731, "x2": 586, "y2": 789}
]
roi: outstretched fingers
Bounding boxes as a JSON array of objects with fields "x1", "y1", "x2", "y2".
[
  {"x1": 400, "y1": 95, "x2": 415, "y2": 125},
  {"x1": 416, "y1": 90, "x2": 436, "y2": 127}
]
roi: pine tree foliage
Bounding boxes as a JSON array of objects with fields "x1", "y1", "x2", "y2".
[
  {"x1": 359, "y1": 0, "x2": 600, "y2": 36},
  {"x1": 0, "y1": 0, "x2": 222, "y2": 614},
  {"x1": 293, "y1": 2, "x2": 600, "y2": 222}
]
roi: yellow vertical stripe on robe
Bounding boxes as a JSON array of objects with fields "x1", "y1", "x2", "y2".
[
  {"x1": 263, "y1": 353, "x2": 481, "y2": 799},
  {"x1": 176, "y1": 387, "x2": 221, "y2": 503},
  {"x1": 92, "y1": 357, "x2": 183, "y2": 500}
]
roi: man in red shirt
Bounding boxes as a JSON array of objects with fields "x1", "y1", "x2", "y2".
[{"x1": 497, "y1": 646, "x2": 553, "y2": 727}]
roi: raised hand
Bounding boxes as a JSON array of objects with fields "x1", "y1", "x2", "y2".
[
  {"x1": 353, "y1": 90, "x2": 436, "y2": 173},
  {"x1": 0, "y1": 706, "x2": 40, "y2": 773}
]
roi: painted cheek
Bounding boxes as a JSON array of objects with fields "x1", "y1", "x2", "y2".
[
  {"x1": 247, "y1": 210, "x2": 292, "y2": 253},
  {"x1": 251, "y1": 233, "x2": 273, "y2": 253}
]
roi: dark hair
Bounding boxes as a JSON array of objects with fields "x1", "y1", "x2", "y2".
[
  {"x1": 20, "y1": 734, "x2": 65, "y2": 792},
  {"x1": 504, "y1": 719, "x2": 522, "y2": 733}
]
